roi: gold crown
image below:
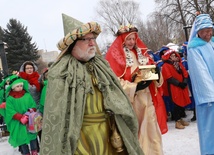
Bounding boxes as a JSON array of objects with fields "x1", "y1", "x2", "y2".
[{"x1": 116, "y1": 24, "x2": 138, "y2": 36}]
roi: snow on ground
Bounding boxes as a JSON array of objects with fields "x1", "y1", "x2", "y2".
[
  {"x1": 0, "y1": 136, "x2": 19, "y2": 155},
  {"x1": 162, "y1": 110, "x2": 200, "y2": 155},
  {"x1": 0, "y1": 110, "x2": 200, "y2": 155}
]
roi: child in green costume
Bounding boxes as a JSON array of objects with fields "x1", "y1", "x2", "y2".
[
  {"x1": 39, "y1": 68, "x2": 48, "y2": 114},
  {"x1": 0, "y1": 75, "x2": 18, "y2": 121},
  {"x1": 5, "y1": 76, "x2": 39, "y2": 155}
]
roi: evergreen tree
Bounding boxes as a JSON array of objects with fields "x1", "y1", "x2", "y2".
[
  {"x1": 2, "y1": 19, "x2": 40, "y2": 72},
  {"x1": 0, "y1": 27, "x2": 4, "y2": 40}
]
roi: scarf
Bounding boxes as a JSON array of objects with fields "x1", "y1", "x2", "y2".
[
  {"x1": 9, "y1": 90, "x2": 26, "y2": 98},
  {"x1": 19, "y1": 72, "x2": 41, "y2": 92}
]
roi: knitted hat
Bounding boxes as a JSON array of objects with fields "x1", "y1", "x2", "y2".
[
  {"x1": 195, "y1": 14, "x2": 213, "y2": 32},
  {"x1": 189, "y1": 14, "x2": 213, "y2": 42}
]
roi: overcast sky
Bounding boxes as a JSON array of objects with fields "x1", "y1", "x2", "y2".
[{"x1": 0, "y1": 0, "x2": 155, "y2": 52}]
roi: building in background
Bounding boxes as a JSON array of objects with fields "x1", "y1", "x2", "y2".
[
  {"x1": 38, "y1": 49, "x2": 58, "y2": 63},
  {"x1": 36, "y1": 49, "x2": 58, "y2": 73}
]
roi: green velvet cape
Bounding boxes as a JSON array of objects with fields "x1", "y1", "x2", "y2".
[{"x1": 40, "y1": 53, "x2": 144, "y2": 155}]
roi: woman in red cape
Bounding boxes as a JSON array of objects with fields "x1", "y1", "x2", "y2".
[{"x1": 105, "y1": 25, "x2": 167, "y2": 155}]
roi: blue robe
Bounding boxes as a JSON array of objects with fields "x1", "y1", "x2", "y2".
[{"x1": 188, "y1": 36, "x2": 214, "y2": 155}]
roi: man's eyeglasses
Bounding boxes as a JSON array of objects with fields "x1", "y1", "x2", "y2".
[{"x1": 78, "y1": 37, "x2": 96, "y2": 43}]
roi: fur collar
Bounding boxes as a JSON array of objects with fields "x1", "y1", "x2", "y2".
[{"x1": 188, "y1": 36, "x2": 214, "y2": 48}]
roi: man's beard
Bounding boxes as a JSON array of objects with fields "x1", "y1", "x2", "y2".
[{"x1": 73, "y1": 46, "x2": 96, "y2": 62}]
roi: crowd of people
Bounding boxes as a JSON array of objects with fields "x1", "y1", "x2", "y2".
[
  {"x1": 0, "y1": 13, "x2": 213, "y2": 155},
  {"x1": 0, "y1": 61, "x2": 50, "y2": 155}
]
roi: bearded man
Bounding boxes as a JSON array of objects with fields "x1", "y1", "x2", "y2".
[{"x1": 40, "y1": 22, "x2": 144, "y2": 155}]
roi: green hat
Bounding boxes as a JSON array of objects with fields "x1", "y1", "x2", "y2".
[
  {"x1": 0, "y1": 75, "x2": 18, "y2": 102},
  {"x1": 5, "y1": 76, "x2": 29, "y2": 96},
  {"x1": 62, "y1": 13, "x2": 83, "y2": 36},
  {"x1": 11, "y1": 80, "x2": 23, "y2": 89}
]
